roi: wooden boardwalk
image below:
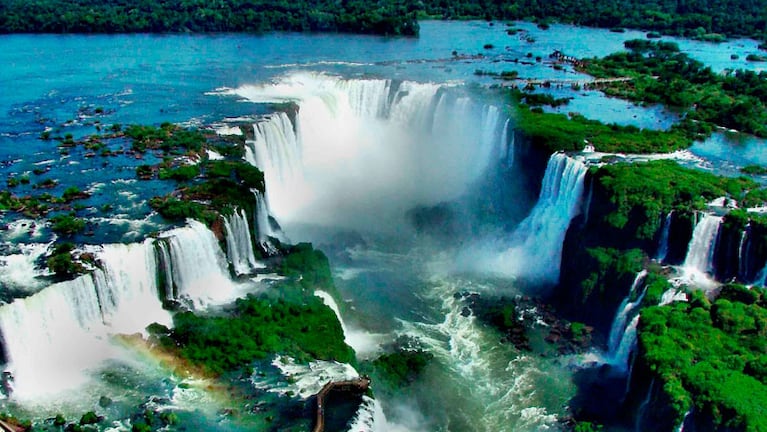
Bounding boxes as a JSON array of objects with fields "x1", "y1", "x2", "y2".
[
  {"x1": 502, "y1": 76, "x2": 635, "y2": 89},
  {"x1": 312, "y1": 377, "x2": 371, "y2": 432},
  {"x1": 0, "y1": 419, "x2": 24, "y2": 432}
]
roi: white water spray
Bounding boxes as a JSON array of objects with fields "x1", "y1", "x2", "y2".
[
  {"x1": 0, "y1": 240, "x2": 171, "y2": 401},
  {"x1": 314, "y1": 290, "x2": 381, "y2": 358},
  {"x1": 480, "y1": 153, "x2": 587, "y2": 283},
  {"x1": 233, "y1": 72, "x2": 506, "y2": 234},
  {"x1": 223, "y1": 208, "x2": 263, "y2": 275},
  {"x1": 683, "y1": 214, "x2": 721, "y2": 274},
  {"x1": 160, "y1": 219, "x2": 238, "y2": 308},
  {"x1": 607, "y1": 270, "x2": 647, "y2": 358}
]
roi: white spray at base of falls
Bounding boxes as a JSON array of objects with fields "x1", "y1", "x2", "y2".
[
  {"x1": 397, "y1": 277, "x2": 568, "y2": 432},
  {"x1": 681, "y1": 213, "x2": 722, "y2": 288},
  {"x1": 470, "y1": 152, "x2": 587, "y2": 284},
  {"x1": 314, "y1": 290, "x2": 382, "y2": 358},
  {"x1": 0, "y1": 240, "x2": 171, "y2": 401},
  {"x1": 607, "y1": 270, "x2": 648, "y2": 362},
  {"x1": 160, "y1": 219, "x2": 239, "y2": 308},
  {"x1": 232, "y1": 72, "x2": 506, "y2": 234},
  {"x1": 223, "y1": 208, "x2": 264, "y2": 275}
]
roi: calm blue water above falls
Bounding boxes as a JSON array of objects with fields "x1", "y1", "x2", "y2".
[{"x1": 0, "y1": 20, "x2": 765, "y2": 431}]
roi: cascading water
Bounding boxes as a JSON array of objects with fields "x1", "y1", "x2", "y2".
[
  {"x1": 155, "y1": 239, "x2": 175, "y2": 301},
  {"x1": 223, "y1": 208, "x2": 263, "y2": 275},
  {"x1": 755, "y1": 264, "x2": 767, "y2": 288},
  {"x1": 94, "y1": 241, "x2": 172, "y2": 335},
  {"x1": 160, "y1": 219, "x2": 238, "y2": 308},
  {"x1": 252, "y1": 189, "x2": 280, "y2": 254},
  {"x1": 480, "y1": 153, "x2": 587, "y2": 284},
  {"x1": 0, "y1": 240, "x2": 171, "y2": 401},
  {"x1": 611, "y1": 315, "x2": 639, "y2": 372},
  {"x1": 232, "y1": 72, "x2": 507, "y2": 234},
  {"x1": 607, "y1": 270, "x2": 648, "y2": 359},
  {"x1": 656, "y1": 211, "x2": 673, "y2": 262},
  {"x1": 738, "y1": 228, "x2": 749, "y2": 279},
  {"x1": 314, "y1": 290, "x2": 380, "y2": 358},
  {"x1": 682, "y1": 213, "x2": 722, "y2": 285}
]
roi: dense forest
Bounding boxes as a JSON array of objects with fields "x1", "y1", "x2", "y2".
[
  {"x1": 1, "y1": 0, "x2": 766, "y2": 40},
  {"x1": 0, "y1": 0, "x2": 419, "y2": 35}
]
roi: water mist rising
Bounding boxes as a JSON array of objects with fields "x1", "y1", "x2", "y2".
[
  {"x1": 469, "y1": 153, "x2": 587, "y2": 284},
  {"x1": 233, "y1": 72, "x2": 507, "y2": 235},
  {"x1": 0, "y1": 240, "x2": 171, "y2": 401}
]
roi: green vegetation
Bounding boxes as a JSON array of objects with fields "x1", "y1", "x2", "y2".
[
  {"x1": 125, "y1": 124, "x2": 206, "y2": 153},
  {"x1": 742, "y1": 187, "x2": 767, "y2": 208},
  {"x1": 584, "y1": 40, "x2": 767, "y2": 137},
  {"x1": 3, "y1": 0, "x2": 766, "y2": 41},
  {"x1": 150, "y1": 158, "x2": 265, "y2": 226},
  {"x1": 638, "y1": 285, "x2": 767, "y2": 431},
  {"x1": 47, "y1": 242, "x2": 86, "y2": 277},
  {"x1": 579, "y1": 248, "x2": 644, "y2": 302},
  {"x1": 368, "y1": 350, "x2": 433, "y2": 388},
  {"x1": 513, "y1": 106, "x2": 691, "y2": 153},
  {"x1": 158, "y1": 165, "x2": 200, "y2": 182},
  {"x1": 49, "y1": 213, "x2": 86, "y2": 236},
  {"x1": 150, "y1": 244, "x2": 353, "y2": 375},
  {"x1": 741, "y1": 165, "x2": 767, "y2": 176},
  {"x1": 0, "y1": 0, "x2": 418, "y2": 35},
  {"x1": 591, "y1": 160, "x2": 755, "y2": 239}
]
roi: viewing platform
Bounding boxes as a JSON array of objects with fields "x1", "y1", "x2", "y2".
[{"x1": 312, "y1": 376, "x2": 371, "y2": 432}]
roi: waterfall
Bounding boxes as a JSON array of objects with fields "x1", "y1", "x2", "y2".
[
  {"x1": 755, "y1": 264, "x2": 767, "y2": 288},
  {"x1": 738, "y1": 228, "x2": 749, "y2": 279},
  {"x1": 611, "y1": 315, "x2": 639, "y2": 371},
  {"x1": 635, "y1": 378, "x2": 655, "y2": 432},
  {"x1": 155, "y1": 239, "x2": 175, "y2": 301},
  {"x1": 502, "y1": 119, "x2": 513, "y2": 169},
  {"x1": 253, "y1": 189, "x2": 279, "y2": 254},
  {"x1": 676, "y1": 409, "x2": 692, "y2": 432},
  {"x1": 607, "y1": 270, "x2": 648, "y2": 356},
  {"x1": 314, "y1": 290, "x2": 379, "y2": 357},
  {"x1": 314, "y1": 290, "x2": 348, "y2": 336},
  {"x1": 223, "y1": 208, "x2": 263, "y2": 275},
  {"x1": 160, "y1": 219, "x2": 238, "y2": 308},
  {"x1": 682, "y1": 213, "x2": 722, "y2": 279},
  {"x1": 233, "y1": 72, "x2": 508, "y2": 233},
  {"x1": 0, "y1": 241, "x2": 171, "y2": 401},
  {"x1": 94, "y1": 241, "x2": 172, "y2": 335},
  {"x1": 487, "y1": 153, "x2": 587, "y2": 283},
  {"x1": 582, "y1": 177, "x2": 594, "y2": 225},
  {"x1": 656, "y1": 211, "x2": 673, "y2": 262},
  {"x1": 0, "y1": 275, "x2": 108, "y2": 400}
]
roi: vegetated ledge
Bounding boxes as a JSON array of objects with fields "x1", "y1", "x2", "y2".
[
  {"x1": 511, "y1": 104, "x2": 694, "y2": 154},
  {"x1": 634, "y1": 285, "x2": 767, "y2": 432},
  {"x1": 557, "y1": 160, "x2": 763, "y2": 327},
  {"x1": 552, "y1": 158, "x2": 767, "y2": 430}
]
